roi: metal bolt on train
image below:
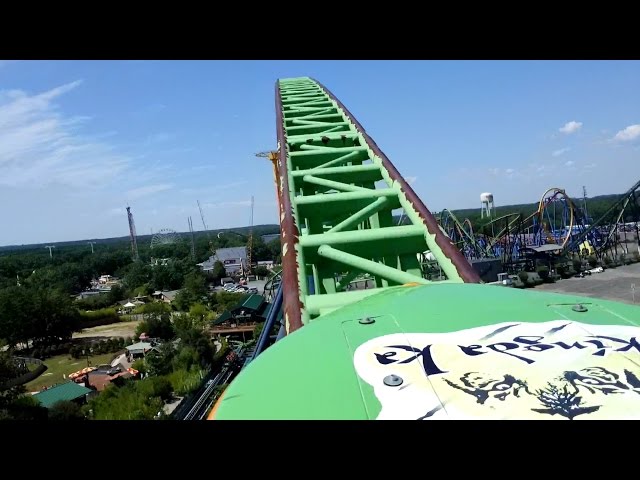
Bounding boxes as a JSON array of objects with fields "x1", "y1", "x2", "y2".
[{"x1": 209, "y1": 77, "x2": 640, "y2": 420}]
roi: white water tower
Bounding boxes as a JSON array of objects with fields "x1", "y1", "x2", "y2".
[{"x1": 481, "y1": 192, "x2": 494, "y2": 218}]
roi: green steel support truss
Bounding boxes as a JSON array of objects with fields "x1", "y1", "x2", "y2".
[{"x1": 277, "y1": 77, "x2": 469, "y2": 324}]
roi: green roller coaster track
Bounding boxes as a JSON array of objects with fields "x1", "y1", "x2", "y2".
[{"x1": 275, "y1": 77, "x2": 479, "y2": 332}]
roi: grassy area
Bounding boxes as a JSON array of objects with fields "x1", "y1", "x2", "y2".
[{"x1": 25, "y1": 352, "x2": 120, "y2": 393}]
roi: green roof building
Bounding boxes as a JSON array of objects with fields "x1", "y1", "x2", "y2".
[
  {"x1": 212, "y1": 294, "x2": 271, "y2": 327},
  {"x1": 33, "y1": 382, "x2": 92, "y2": 408}
]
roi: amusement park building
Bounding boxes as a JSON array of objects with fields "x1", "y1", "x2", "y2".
[{"x1": 199, "y1": 247, "x2": 248, "y2": 276}]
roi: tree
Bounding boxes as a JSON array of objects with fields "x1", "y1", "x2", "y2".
[
  {"x1": 29, "y1": 287, "x2": 80, "y2": 346},
  {"x1": 107, "y1": 284, "x2": 126, "y2": 304},
  {"x1": 121, "y1": 262, "x2": 152, "y2": 291},
  {"x1": 254, "y1": 266, "x2": 269, "y2": 279},
  {"x1": 172, "y1": 290, "x2": 194, "y2": 312},
  {"x1": 48, "y1": 400, "x2": 85, "y2": 421},
  {"x1": 0, "y1": 347, "x2": 47, "y2": 420},
  {"x1": 267, "y1": 238, "x2": 282, "y2": 263},
  {"x1": 173, "y1": 313, "x2": 194, "y2": 339},
  {"x1": 145, "y1": 343, "x2": 175, "y2": 377},
  {"x1": 212, "y1": 261, "x2": 226, "y2": 282},
  {"x1": 188, "y1": 303, "x2": 211, "y2": 329},
  {"x1": 134, "y1": 302, "x2": 174, "y2": 339},
  {"x1": 183, "y1": 271, "x2": 207, "y2": 299},
  {"x1": 0, "y1": 287, "x2": 32, "y2": 348}
]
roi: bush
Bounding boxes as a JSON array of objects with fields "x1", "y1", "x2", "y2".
[
  {"x1": 572, "y1": 259, "x2": 582, "y2": 273},
  {"x1": 587, "y1": 256, "x2": 598, "y2": 268},
  {"x1": 79, "y1": 308, "x2": 120, "y2": 328},
  {"x1": 49, "y1": 400, "x2": 85, "y2": 421},
  {"x1": 634, "y1": 252, "x2": 640, "y2": 263},
  {"x1": 167, "y1": 367, "x2": 206, "y2": 396},
  {"x1": 603, "y1": 256, "x2": 612, "y2": 266},
  {"x1": 131, "y1": 358, "x2": 147, "y2": 374},
  {"x1": 536, "y1": 266, "x2": 550, "y2": 282},
  {"x1": 556, "y1": 265, "x2": 566, "y2": 278},
  {"x1": 517, "y1": 271, "x2": 529, "y2": 284}
]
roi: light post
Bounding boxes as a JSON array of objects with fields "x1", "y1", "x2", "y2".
[{"x1": 82, "y1": 347, "x2": 92, "y2": 367}]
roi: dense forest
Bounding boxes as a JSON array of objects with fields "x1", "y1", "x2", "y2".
[
  {"x1": 0, "y1": 223, "x2": 281, "y2": 349},
  {"x1": 0, "y1": 223, "x2": 282, "y2": 420},
  {"x1": 0, "y1": 223, "x2": 281, "y2": 252}
]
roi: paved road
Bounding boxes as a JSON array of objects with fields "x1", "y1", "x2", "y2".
[{"x1": 535, "y1": 262, "x2": 640, "y2": 306}]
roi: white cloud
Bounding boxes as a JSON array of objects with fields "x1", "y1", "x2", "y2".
[
  {"x1": 612, "y1": 124, "x2": 640, "y2": 142},
  {"x1": 559, "y1": 121, "x2": 582, "y2": 134},
  {"x1": 125, "y1": 183, "x2": 172, "y2": 200},
  {"x1": 505, "y1": 168, "x2": 515, "y2": 174},
  {"x1": 552, "y1": 147, "x2": 570, "y2": 157},
  {"x1": 406, "y1": 176, "x2": 417, "y2": 185},
  {"x1": 565, "y1": 160, "x2": 575, "y2": 167},
  {"x1": 0, "y1": 80, "x2": 129, "y2": 188}
]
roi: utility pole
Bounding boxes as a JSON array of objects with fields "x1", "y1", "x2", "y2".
[
  {"x1": 44, "y1": 245, "x2": 55, "y2": 258},
  {"x1": 87, "y1": 241, "x2": 96, "y2": 254}
]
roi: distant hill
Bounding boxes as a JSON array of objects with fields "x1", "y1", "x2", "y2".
[
  {"x1": 2, "y1": 190, "x2": 635, "y2": 253},
  {"x1": 0, "y1": 224, "x2": 281, "y2": 253}
]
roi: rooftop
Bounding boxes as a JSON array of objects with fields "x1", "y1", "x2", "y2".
[
  {"x1": 126, "y1": 342, "x2": 154, "y2": 352},
  {"x1": 215, "y1": 247, "x2": 247, "y2": 263},
  {"x1": 33, "y1": 382, "x2": 92, "y2": 408},
  {"x1": 236, "y1": 294, "x2": 265, "y2": 312}
]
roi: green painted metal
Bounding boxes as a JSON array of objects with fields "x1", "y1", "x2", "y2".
[
  {"x1": 317, "y1": 245, "x2": 430, "y2": 286},
  {"x1": 213, "y1": 283, "x2": 640, "y2": 419},
  {"x1": 276, "y1": 77, "x2": 468, "y2": 325}
]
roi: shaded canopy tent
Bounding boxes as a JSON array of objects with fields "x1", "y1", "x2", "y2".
[{"x1": 123, "y1": 302, "x2": 136, "y2": 308}]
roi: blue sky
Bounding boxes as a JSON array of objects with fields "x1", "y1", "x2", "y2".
[{"x1": 0, "y1": 60, "x2": 639, "y2": 245}]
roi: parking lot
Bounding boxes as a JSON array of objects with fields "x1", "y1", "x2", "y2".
[
  {"x1": 213, "y1": 279, "x2": 268, "y2": 295},
  {"x1": 535, "y1": 262, "x2": 640, "y2": 306}
]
